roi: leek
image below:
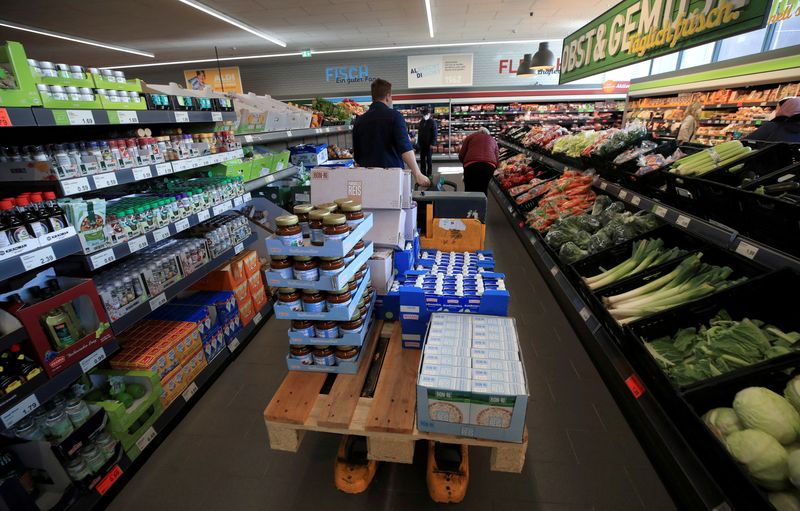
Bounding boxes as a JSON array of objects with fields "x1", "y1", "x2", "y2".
[{"x1": 584, "y1": 239, "x2": 689, "y2": 290}]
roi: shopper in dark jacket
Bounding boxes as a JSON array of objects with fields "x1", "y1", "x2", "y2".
[
  {"x1": 416, "y1": 107, "x2": 438, "y2": 177},
  {"x1": 745, "y1": 97, "x2": 800, "y2": 143},
  {"x1": 458, "y1": 127, "x2": 499, "y2": 194}
]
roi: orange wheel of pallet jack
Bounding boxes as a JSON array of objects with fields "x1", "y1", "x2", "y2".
[
  {"x1": 426, "y1": 441, "x2": 469, "y2": 503},
  {"x1": 334, "y1": 436, "x2": 378, "y2": 494}
]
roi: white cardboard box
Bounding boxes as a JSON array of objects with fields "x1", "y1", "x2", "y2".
[
  {"x1": 403, "y1": 202, "x2": 418, "y2": 241},
  {"x1": 364, "y1": 209, "x2": 406, "y2": 249},
  {"x1": 368, "y1": 248, "x2": 394, "y2": 295},
  {"x1": 310, "y1": 167, "x2": 412, "y2": 209}
]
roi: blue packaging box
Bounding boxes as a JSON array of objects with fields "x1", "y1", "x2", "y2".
[
  {"x1": 203, "y1": 323, "x2": 227, "y2": 363},
  {"x1": 147, "y1": 305, "x2": 212, "y2": 342},
  {"x1": 319, "y1": 158, "x2": 354, "y2": 168},
  {"x1": 290, "y1": 143, "x2": 328, "y2": 166},
  {"x1": 171, "y1": 291, "x2": 239, "y2": 324}
]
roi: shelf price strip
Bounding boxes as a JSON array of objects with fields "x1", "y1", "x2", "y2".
[
  {"x1": 79, "y1": 346, "x2": 107, "y2": 373},
  {"x1": 1, "y1": 394, "x2": 40, "y2": 428}
]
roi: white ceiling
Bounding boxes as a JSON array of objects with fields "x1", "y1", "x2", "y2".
[{"x1": 0, "y1": 0, "x2": 615, "y2": 67}]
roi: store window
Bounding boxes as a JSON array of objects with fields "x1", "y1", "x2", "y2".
[
  {"x1": 679, "y1": 42, "x2": 715, "y2": 69},
  {"x1": 770, "y1": 15, "x2": 800, "y2": 49},
  {"x1": 605, "y1": 61, "x2": 651, "y2": 81},
  {"x1": 717, "y1": 28, "x2": 767, "y2": 61},
  {"x1": 650, "y1": 53, "x2": 679, "y2": 75}
]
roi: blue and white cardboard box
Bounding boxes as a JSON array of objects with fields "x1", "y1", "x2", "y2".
[{"x1": 290, "y1": 143, "x2": 328, "y2": 166}]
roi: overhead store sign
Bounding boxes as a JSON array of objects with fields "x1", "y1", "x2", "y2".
[
  {"x1": 559, "y1": 0, "x2": 772, "y2": 84},
  {"x1": 768, "y1": 0, "x2": 800, "y2": 24},
  {"x1": 407, "y1": 54, "x2": 474, "y2": 88},
  {"x1": 184, "y1": 66, "x2": 243, "y2": 93}
]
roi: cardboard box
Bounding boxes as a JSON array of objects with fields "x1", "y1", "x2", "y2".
[
  {"x1": 403, "y1": 203, "x2": 418, "y2": 241},
  {"x1": 251, "y1": 283, "x2": 268, "y2": 310},
  {"x1": 239, "y1": 250, "x2": 260, "y2": 277},
  {"x1": 247, "y1": 271, "x2": 264, "y2": 296},
  {"x1": 238, "y1": 295, "x2": 255, "y2": 325},
  {"x1": 368, "y1": 248, "x2": 394, "y2": 295},
  {"x1": 192, "y1": 259, "x2": 247, "y2": 291},
  {"x1": 310, "y1": 167, "x2": 412, "y2": 210},
  {"x1": 290, "y1": 144, "x2": 328, "y2": 166},
  {"x1": 364, "y1": 209, "x2": 406, "y2": 249}
]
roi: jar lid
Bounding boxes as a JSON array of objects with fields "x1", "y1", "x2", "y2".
[
  {"x1": 278, "y1": 287, "x2": 297, "y2": 293},
  {"x1": 341, "y1": 202, "x2": 362, "y2": 212},
  {"x1": 334, "y1": 198, "x2": 355, "y2": 207},
  {"x1": 302, "y1": 288, "x2": 321, "y2": 294},
  {"x1": 315, "y1": 202, "x2": 338, "y2": 212},
  {"x1": 313, "y1": 345, "x2": 331, "y2": 350},
  {"x1": 358, "y1": 297, "x2": 366, "y2": 307},
  {"x1": 346, "y1": 309, "x2": 362, "y2": 321},
  {"x1": 293, "y1": 204, "x2": 314, "y2": 214},
  {"x1": 291, "y1": 344, "x2": 309, "y2": 349},
  {"x1": 271, "y1": 255, "x2": 288, "y2": 260},
  {"x1": 309, "y1": 209, "x2": 331, "y2": 220},
  {"x1": 327, "y1": 286, "x2": 350, "y2": 295},
  {"x1": 319, "y1": 256, "x2": 343, "y2": 261},
  {"x1": 275, "y1": 214, "x2": 299, "y2": 227},
  {"x1": 323, "y1": 213, "x2": 347, "y2": 226},
  {"x1": 293, "y1": 256, "x2": 313, "y2": 262},
  {"x1": 336, "y1": 345, "x2": 356, "y2": 351}
]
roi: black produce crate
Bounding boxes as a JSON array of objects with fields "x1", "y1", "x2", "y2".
[
  {"x1": 552, "y1": 153, "x2": 585, "y2": 170},
  {"x1": 613, "y1": 139, "x2": 679, "y2": 179},
  {"x1": 625, "y1": 269, "x2": 800, "y2": 400},
  {"x1": 737, "y1": 164, "x2": 800, "y2": 257},
  {"x1": 568, "y1": 224, "x2": 708, "y2": 303},
  {"x1": 619, "y1": 144, "x2": 707, "y2": 202},
  {"x1": 588, "y1": 245, "x2": 770, "y2": 338},
  {"x1": 696, "y1": 142, "x2": 797, "y2": 187}
]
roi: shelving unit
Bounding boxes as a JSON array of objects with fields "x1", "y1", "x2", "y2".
[
  {"x1": 243, "y1": 166, "x2": 300, "y2": 192},
  {"x1": 235, "y1": 125, "x2": 352, "y2": 145},
  {"x1": 0, "y1": 107, "x2": 235, "y2": 128}
]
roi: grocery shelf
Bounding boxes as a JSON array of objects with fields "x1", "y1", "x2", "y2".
[
  {"x1": 0, "y1": 339, "x2": 120, "y2": 431},
  {"x1": 243, "y1": 166, "x2": 301, "y2": 192},
  {"x1": 55, "y1": 149, "x2": 245, "y2": 197},
  {"x1": 66, "y1": 300, "x2": 272, "y2": 509},
  {"x1": 26, "y1": 108, "x2": 235, "y2": 127},
  {"x1": 110, "y1": 232, "x2": 258, "y2": 334},
  {"x1": 488, "y1": 180, "x2": 730, "y2": 510},
  {"x1": 627, "y1": 101, "x2": 776, "y2": 112},
  {"x1": 77, "y1": 193, "x2": 250, "y2": 271},
  {"x1": 236, "y1": 125, "x2": 352, "y2": 145},
  {"x1": 0, "y1": 106, "x2": 37, "y2": 127},
  {"x1": 0, "y1": 229, "x2": 83, "y2": 282}
]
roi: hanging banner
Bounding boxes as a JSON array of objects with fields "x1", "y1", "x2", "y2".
[
  {"x1": 769, "y1": 0, "x2": 800, "y2": 24},
  {"x1": 407, "y1": 54, "x2": 474, "y2": 88},
  {"x1": 184, "y1": 66, "x2": 243, "y2": 93},
  {"x1": 559, "y1": 0, "x2": 773, "y2": 84}
]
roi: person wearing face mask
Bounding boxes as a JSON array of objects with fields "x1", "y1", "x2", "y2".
[
  {"x1": 416, "y1": 107, "x2": 438, "y2": 178},
  {"x1": 352, "y1": 79, "x2": 431, "y2": 187}
]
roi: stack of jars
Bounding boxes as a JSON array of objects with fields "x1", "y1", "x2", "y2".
[
  {"x1": 63, "y1": 430, "x2": 119, "y2": 481},
  {"x1": 11, "y1": 392, "x2": 93, "y2": 443}
]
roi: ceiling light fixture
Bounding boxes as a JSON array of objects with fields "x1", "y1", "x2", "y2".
[
  {"x1": 176, "y1": 0, "x2": 286, "y2": 47},
  {"x1": 516, "y1": 54, "x2": 534, "y2": 76},
  {"x1": 425, "y1": 0, "x2": 434, "y2": 38},
  {"x1": 105, "y1": 39, "x2": 547, "y2": 69},
  {"x1": 529, "y1": 42, "x2": 555, "y2": 69},
  {"x1": 0, "y1": 19, "x2": 154, "y2": 58}
]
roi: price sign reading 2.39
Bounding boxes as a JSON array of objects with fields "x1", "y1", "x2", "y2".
[{"x1": 559, "y1": 0, "x2": 772, "y2": 83}]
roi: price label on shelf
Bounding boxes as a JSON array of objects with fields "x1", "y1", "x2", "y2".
[
  {"x1": 155, "y1": 163, "x2": 172, "y2": 176},
  {"x1": 228, "y1": 337, "x2": 241, "y2": 352},
  {"x1": 233, "y1": 196, "x2": 243, "y2": 207},
  {"x1": 735, "y1": 240, "x2": 759, "y2": 260},
  {"x1": 149, "y1": 293, "x2": 167, "y2": 311},
  {"x1": 631, "y1": 195, "x2": 641, "y2": 206},
  {"x1": 79, "y1": 347, "x2": 107, "y2": 373},
  {"x1": 243, "y1": 192, "x2": 252, "y2": 202},
  {"x1": 135, "y1": 426, "x2": 157, "y2": 452},
  {"x1": 315, "y1": 128, "x2": 323, "y2": 134},
  {"x1": 117, "y1": 111, "x2": 139, "y2": 124},
  {"x1": 93, "y1": 173, "x2": 118, "y2": 189},
  {"x1": 253, "y1": 312, "x2": 263, "y2": 324},
  {"x1": 550, "y1": 266, "x2": 559, "y2": 276},
  {"x1": 132, "y1": 166, "x2": 152, "y2": 181},
  {"x1": 182, "y1": 381, "x2": 199, "y2": 402},
  {"x1": 21, "y1": 247, "x2": 56, "y2": 271},
  {"x1": 618, "y1": 190, "x2": 628, "y2": 200},
  {"x1": 174, "y1": 111, "x2": 190, "y2": 123},
  {"x1": 625, "y1": 374, "x2": 646, "y2": 398},
  {"x1": 62, "y1": 177, "x2": 91, "y2": 196},
  {"x1": 96, "y1": 465, "x2": 123, "y2": 496},
  {"x1": 211, "y1": 111, "x2": 223, "y2": 121},
  {"x1": 579, "y1": 307, "x2": 591, "y2": 322},
  {"x1": 676, "y1": 215, "x2": 691, "y2": 228},
  {"x1": 234, "y1": 242, "x2": 244, "y2": 254},
  {"x1": 67, "y1": 110, "x2": 95, "y2": 125},
  {"x1": 196, "y1": 209, "x2": 210, "y2": 223},
  {"x1": 174, "y1": 218, "x2": 190, "y2": 233},
  {"x1": 653, "y1": 205, "x2": 668, "y2": 218},
  {"x1": 213, "y1": 201, "x2": 232, "y2": 216},
  {"x1": 0, "y1": 108, "x2": 11, "y2": 127},
  {"x1": 128, "y1": 236, "x2": 148, "y2": 253},
  {"x1": 1, "y1": 394, "x2": 40, "y2": 429},
  {"x1": 152, "y1": 227, "x2": 171, "y2": 242},
  {"x1": 90, "y1": 249, "x2": 116, "y2": 268},
  {"x1": 599, "y1": 182, "x2": 607, "y2": 190},
  {"x1": 286, "y1": 130, "x2": 293, "y2": 138},
  {"x1": 244, "y1": 135, "x2": 253, "y2": 143}
]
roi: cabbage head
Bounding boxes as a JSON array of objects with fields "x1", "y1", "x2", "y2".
[
  {"x1": 702, "y1": 407, "x2": 743, "y2": 441},
  {"x1": 733, "y1": 387, "x2": 800, "y2": 445},
  {"x1": 790, "y1": 450, "x2": 800, "y2": 490},
  {"x1": 785, "y1": 377, "x2": 800, "y2": 413},
  {"x1": 726, "y1": 429, "x2": 789, "y2": 490},
  {"x1": 769, "y1": 492, "x2": 800, "y2": 511}
]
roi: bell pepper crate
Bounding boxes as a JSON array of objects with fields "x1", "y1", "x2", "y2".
[
  {"x1": 588, "y1": 244, "x2": 771, "y2": 339},
  {"x1": 265, "y1": 212, "x2": 373, "y2": 258},
  {"x1": 274, "y1": 268, "x2": 371, "y2": 321},
  {"x1": 415, "y1": 313, "x2": 529, "y2": 443},
  {"x1": 84, "y1": 369, "x2": 164, "y2": 459},
  {"x1": 265, "y1": 241, "x2": 374, "y2": 291},
  {"x1": 287, "y1": 292, "x2": 377, "y2": 347}
]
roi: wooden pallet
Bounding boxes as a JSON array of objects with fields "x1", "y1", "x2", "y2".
[{"x1": 263, "y1": 320, "x2": 527, "y2": 473}]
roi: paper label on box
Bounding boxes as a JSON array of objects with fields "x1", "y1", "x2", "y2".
[{"x1": 438, "y1": 219, "x2": 466, "y2": 231}]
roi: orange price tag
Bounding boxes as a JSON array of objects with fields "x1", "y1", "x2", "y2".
[
  {"x1": 95, "y1": 464, "x2": 123, "y2": 495},
  {"x1": 0, "y1": 108, "x2": 11, "y2": 127},
  {"x1": 625, "y1": 374, "x2": 646, "y2": 398}
]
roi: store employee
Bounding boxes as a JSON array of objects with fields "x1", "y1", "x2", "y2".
[{"x1": 353, "y1": 79, "x2": 431, "y2": 187}]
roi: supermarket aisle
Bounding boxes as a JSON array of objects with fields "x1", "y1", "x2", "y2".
[{"x1": 109, "y1": 172, "x2": 676, "y2": 511}]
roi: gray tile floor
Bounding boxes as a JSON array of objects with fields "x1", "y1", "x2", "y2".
[{"x1": 108, "y1": 167, "x2": 677, "y2": 511}]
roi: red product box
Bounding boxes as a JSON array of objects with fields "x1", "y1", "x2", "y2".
[
  {"x1": 251, "y1": 284, "x2": 267, "y2": 310},
  {"x1": 246, "y1": 272, "x2": 263, "y2": 296},
  {"x1": 7, "y1": 274, "x2": 115, "y2": 377},
  {"x1": 238, "y1": 295, "x2": 255, "y2": 326},
  {"x1": 232, "y1": 280, "x2": 249, "y2": 304},
  {"x1": 192, "y1": 259, "x2": 246, "y2": 291},
  {"x1": 239, "y1": 250, "x2": 260, "y2": 277}
]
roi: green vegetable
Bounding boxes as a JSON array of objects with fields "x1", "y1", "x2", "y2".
[
  {"x1": 584, "y1": 238, "x2": 689, "y2": 290},
  {"x1": 785, "y1": 377, "x2": 800, "y2": 413},
  {"x1": 769, "y1": 492, "x2": 800, "y2": 511},
  {"x1": 726, "y1": 429, "x2": 789, "y2": 490},
  {"x1": 790, "y1": 451, "x2": 800, "y2": 490},
  {"x1": 733, "y1": 387, "x2": 800, "y2": 445},
  {"x1": 559, "y1": 242, "x2": 589, "y2": 264},
  {"x1": 670, "y1": 141, "x2": 752, "y2": 177},
  {"x1": 127, "y1": 384, "x2": 146, "y2": 399},
  {"x1": 703, "y1": 407, "x2": 743, "y2": 441}
]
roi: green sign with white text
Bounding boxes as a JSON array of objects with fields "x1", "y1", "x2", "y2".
[{"x1": 559, "y1": 0, "x2": 772, "y2": 84}]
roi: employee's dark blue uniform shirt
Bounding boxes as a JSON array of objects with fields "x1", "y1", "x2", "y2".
[{"x1": 352, "y1": 101, "x2": 413, "y2": 168}]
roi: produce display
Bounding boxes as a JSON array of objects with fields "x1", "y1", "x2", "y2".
[
  {"x1": 645, "y1": 311, "x2": 800, "y2": 386},
  {"x1": 544, "y1": 197, "x2": 661, "y2": 263},
  {"x1": 583, "y1": 238, "x2": 689, "y2": 290},
  {"x1": 601, "y1": 253, "x2": 747, "y2": 325},
  {"x1": 525, "y1": 171, "x2": 595, "y2": 233},
  {"x1": 669, "y1": 141, "x2": 752, "y2": 176},
  {"x1": 552, "y1": 131, "x2": 601, "y2": 158},
  {"x1": 311, "y1": 97, "x2": 352, "y2": 123}
]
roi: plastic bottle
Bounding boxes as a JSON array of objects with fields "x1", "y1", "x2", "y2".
[
  {"x1": 27, "y1": 194, "x2": 52, "y2": 235},
  {"x1": 87, "y1": 141, "x2": 105, "y2": 172},
  {"x1": 52, "y1": 144, "x2": 74, "y2": 179},
  {"x1": 10, "y1": 198, "x2": 35, "y2": 241},
  {"x1": 42, "y1": 192, "x2": 68, "y2": 232},
  {"x1": 99, "y1": 141, "x2": 116, "y2": 171}
]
